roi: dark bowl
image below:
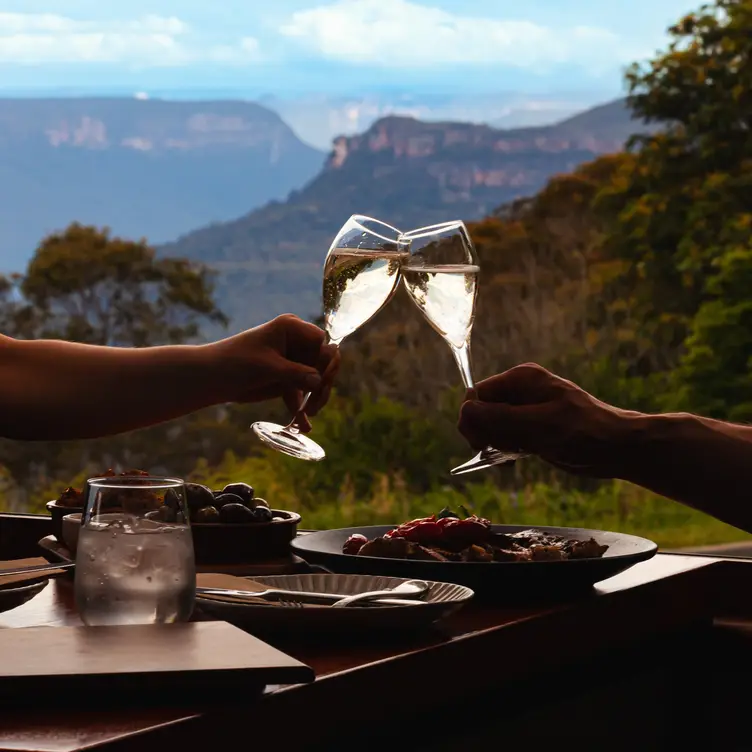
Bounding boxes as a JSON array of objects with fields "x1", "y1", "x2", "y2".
[
  {"x1": 46, "y1": 500, "x2": 84, "y2": 543},
  {"x1": 190, "y1": 509, "x2": 301, "y2": 564}
]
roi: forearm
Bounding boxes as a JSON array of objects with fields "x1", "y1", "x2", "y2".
[
  {"x1": 615, "y1": 411, "x2": 752, "y2": 532},
  {"x1": 0, "y1": 336, "x2": 222, "y2": 441}
]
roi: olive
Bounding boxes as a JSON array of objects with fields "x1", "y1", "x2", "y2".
[
  {"x1": 184, "y1": 483, "x2": 215, "y2": 513},
  {"x1": 195, "y1": 505, "x2": 220, "y2": 523},
  {"x1": 214, "y1": 492, "x2": 244, "y2": 509},
  {"x1": 220, "y1": 483, "x2": 254, "y2": 503},
  {"x1": 219, "y1": 502, "x2": 255, "y2": 523},
  {"x1": 145, "y1": 506, "x2": 177, "y2": 523},
  {"x1": 251, "y1": 497, "x2": 270, "y2": 509},
  {"x1": 164, "y1": 488, "x2": 183, "y2": 510},
  {"x1": 250, "y1": 506, "x2": 273, "y2": 524}
]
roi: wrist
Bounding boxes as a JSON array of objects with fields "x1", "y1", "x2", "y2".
[
  {"x1": 193, "y1": 341, "x2": 236, "y2": 404},
  {"x1": 608, "y1": 409, "x2": 689, "y2": 480}
]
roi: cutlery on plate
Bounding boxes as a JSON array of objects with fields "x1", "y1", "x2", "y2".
[
  {"x1": 0, "y1": 561, "x2": 74, "y2": 578},
  {"x1": 196, "y1": 585, "x2": 427, "y2": 608},
  {"x1": 332, "y1": 579, "x2": 430, "y2": 608}
]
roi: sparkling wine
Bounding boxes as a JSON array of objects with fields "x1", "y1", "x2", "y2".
[
  {"x1": 402, "y1": 264, "x2": 479, "y2": 349},
  {"x1": 323, "y1": 248, "x2": 404, "y2": 344}
]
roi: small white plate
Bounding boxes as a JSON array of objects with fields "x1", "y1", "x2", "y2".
[{"x1": 196, "y1": 573, "x2": 473, "y2": 634}]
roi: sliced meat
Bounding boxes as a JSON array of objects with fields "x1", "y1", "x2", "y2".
[
  {"x1": 461, "y1": 544, "x2": 494, "y2": 562},
  {"x1": 565, "y1": 538, "x2": 609, "y2": 559},
  {"x1": 529, "y1": 544, "x2": 567, "y2": 561},
  {"x1": 358, "y1": 536, "x2": 412, "y2": 559},
  {"x1": 492, "y1": 546, "x2": 531, "y2": 562},
  {"x1": 407, "y1": 544, "x2": 448, "y2": 562}
]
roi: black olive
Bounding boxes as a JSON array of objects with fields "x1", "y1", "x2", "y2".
[
  {"x1": 195, "y1": 505, "x2": 220, "y2": 523},
  {"x1": 252, "y1": 497, "x2": 270, "y2": 509},
  {"x1": 250, "y1": 506, "x2": 273, "y2": 524},
  {"x1": 146, "y1": 506, "x2": 178, "y2": 523},
  {"x1": 221, "y1": 483, "x2": 254, "y2": 503},
  {"x1": 219, "y1": 502, "x2": 255, "y2": 523},
  {"x1": 184, "y1": 483, "x2": 215, "y2": 513},
  {"x1": 214, "y1": 492, "x2": 244, "y2": 509}
]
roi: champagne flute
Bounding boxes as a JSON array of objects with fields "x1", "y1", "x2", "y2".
[
  {"x1": 252, "y1": 215, "x2": 407, "y2": 461},
  {"x1": 400, "y1": 220, "x2": 526, "y2": 475}
]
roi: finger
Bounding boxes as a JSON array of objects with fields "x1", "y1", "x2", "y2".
[
  {"x1": 307, "y1": 347, "x2": 340, "y2": 416},
  {"x1": 277, "y1": 314, "x2": 327, "y2": 368},
  {"x1": 474, "y1": 363, "x2": 558, "y2": 405},
  {"x1": 273, "y1": 354, "x2": 323, "y2": 393},
  {"x1": 283, "y1": 387, "x2": 303, "y2": 416},
  {"x1": 307, "y1": 382, "x2": 333, "y2": 417},
  {"x1": 458, "y1": 400, "x2": 552, "y2": 453}
]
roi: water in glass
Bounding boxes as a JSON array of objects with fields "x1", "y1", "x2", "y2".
[{"x1": 75, "y1": 477, "x2": 196, "y2": 626}]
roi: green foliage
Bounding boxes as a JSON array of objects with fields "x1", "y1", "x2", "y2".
[
  {"x1": 18, "y1": 223, "x2": 226, "y2": 345},
  {"x1": 593, "y1": 0, "x2": 752, "y2": 418}
]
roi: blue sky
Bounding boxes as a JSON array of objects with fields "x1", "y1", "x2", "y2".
[{"x1": 0, "y1": 0, "x2": 697, "y2": 95}]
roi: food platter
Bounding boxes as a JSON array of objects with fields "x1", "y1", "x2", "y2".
[{"x1": 291, "y1": 524, "x2": 658, "y2": 600}]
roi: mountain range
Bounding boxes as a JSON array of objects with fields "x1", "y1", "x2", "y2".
[
  {"x1": 161, "y1": 98, "x2": 650, "y2": 333},
  {"x1": 0, "y1": 98, "x2": 324, "y2": 272}
]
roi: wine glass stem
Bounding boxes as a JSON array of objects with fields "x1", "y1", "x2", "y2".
[
  {"x1": 450, "y1": 342, "x2": 475, "y2": 393},
  {"x1": 282, "y1": 392, "x2": 312, "y2": 435},
  {"x1": 282, "y1": 337, "x2": 338, "y2": 434}
]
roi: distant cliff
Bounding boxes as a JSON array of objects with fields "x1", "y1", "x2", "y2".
[
  {"x1": 0, "y1": 98, "x2": 324, "y2": 271},
  {"x1": 161, "y1": 98, "x2": 650, "y2": 332}
]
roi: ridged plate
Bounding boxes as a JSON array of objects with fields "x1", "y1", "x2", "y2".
[{"x1": 196, "y1": 573, "x2": 473, "y2": 634}]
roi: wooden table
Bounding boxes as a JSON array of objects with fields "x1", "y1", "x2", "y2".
[{"x1": 0, "y1": 553, "x2": 730, "y2": 752}]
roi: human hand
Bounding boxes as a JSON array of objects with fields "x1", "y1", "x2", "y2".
[
  {"x1": 457, "y1": 363, "x2": 632, "y2": 477},
  {"x1": 207, "y1": 314, "x2": 340, "y2": 431}
]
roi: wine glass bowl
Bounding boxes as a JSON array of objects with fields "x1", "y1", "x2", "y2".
[{"x1": 252, "y1": 215, "x2": 407, "y2": 462}]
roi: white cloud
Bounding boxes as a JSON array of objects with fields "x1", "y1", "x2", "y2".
[
  {"x1": 279, "y1": 0, "x2": 637, "y2": 68},
  {"x1": 0, "y1": 12, "x2": 260, "y2": 66}
]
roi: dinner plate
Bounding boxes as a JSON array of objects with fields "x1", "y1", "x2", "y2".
[
  {"x1": 291, "y1": 525, "x2": 658, "y2": 600},
  {"x1": 196, "y1": 573, "x2": 473, "y2": 635}
]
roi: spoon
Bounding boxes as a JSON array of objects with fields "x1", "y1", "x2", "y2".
[{"x1": 332, "y1": 579, "x2": 430, "y2": 608}]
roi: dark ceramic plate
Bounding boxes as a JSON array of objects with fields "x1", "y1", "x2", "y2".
[{"x1": 291, "y1": 525, "x2": 658, "y2": 601}]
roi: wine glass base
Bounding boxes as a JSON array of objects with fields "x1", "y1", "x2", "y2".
[
  {"x1": 251, "y1": 421, "x2": 326, "y2": 462},
  {"x1": 450, "y1": 448, "x2": 525, "y2": 475}
]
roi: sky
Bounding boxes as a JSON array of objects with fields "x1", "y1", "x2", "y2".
[{"x1": 0, "y1": 0, "x2": 697, "y2": 96}]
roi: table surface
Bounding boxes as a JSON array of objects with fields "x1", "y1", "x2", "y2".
[{"x1": 0, "y1": 552, "x2": 727, "y2": 752}]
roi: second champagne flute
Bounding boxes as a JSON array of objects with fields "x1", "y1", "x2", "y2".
[
  {"x1": 400, "y1": 220, "x2": 526, "y2": 475},
  {"x1": 251, "y1": 215, "x2": 407, "y2": 461}
]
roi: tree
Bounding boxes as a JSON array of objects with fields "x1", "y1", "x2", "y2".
[
  {"x1": 596, "y1": 0, "x2": 752, "y2": 418},
  {"x1": 18, "y1": 223, "x2": 226, "y2": 345}
]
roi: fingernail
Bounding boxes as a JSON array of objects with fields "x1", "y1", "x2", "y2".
[{"x1": 304, "y1": 373, "x2": 322, "y2": 390}]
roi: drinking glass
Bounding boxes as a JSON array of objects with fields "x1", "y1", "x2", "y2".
[
  {"x1": 75, "y1": 476, "x2": 196, "y2": 626},
  {"x1": 400, "y1": 220, "x2": 526, "y2": 475},
  {"x1": 251, "y1": 215, "x2": 408, "y2": 461}
]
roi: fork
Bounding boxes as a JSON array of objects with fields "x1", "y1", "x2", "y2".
[{"x1": 196, "y1": 586, "x2": 426, "y2": 608}]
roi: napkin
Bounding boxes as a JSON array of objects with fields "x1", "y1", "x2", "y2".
[{"x1": 0, "y1": 558, "x2": 66, "y2": 589}]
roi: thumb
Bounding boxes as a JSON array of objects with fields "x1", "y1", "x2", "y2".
[{"x1": 272, "y1": 355, "x2": 323, "y2": 393}]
